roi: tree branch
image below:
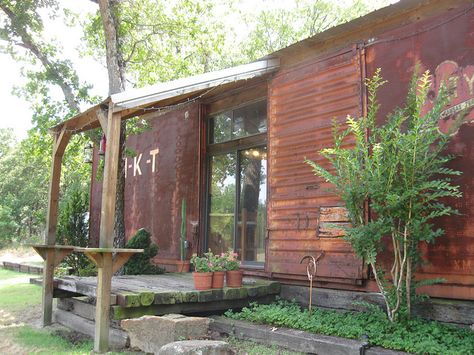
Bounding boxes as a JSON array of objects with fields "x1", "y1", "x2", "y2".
[{"x1": 0, "y1": 2, "x2": 81, "y2": 113}]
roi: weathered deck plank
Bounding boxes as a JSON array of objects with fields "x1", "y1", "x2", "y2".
[{"x1": 51, "y1": 273, "x2": 280, "y2": 317}]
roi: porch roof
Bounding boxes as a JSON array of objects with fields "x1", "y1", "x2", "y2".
[{"x1": 50, "y1": 58, "x2": 279, "y2": 134}]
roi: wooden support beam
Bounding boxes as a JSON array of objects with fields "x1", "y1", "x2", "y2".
[
  {"x1": 99, "y1": 109, "x2": 121, "y2": 249},
  {"x1": 94, "y1": 106, "x2": 122, "y2": 353},
  {"x1": 78, "y1": 248, "x2": 142, "y2": 353},
  {"x1": 41, "y1": 128, "x2": 71, "y2": 327},
  {"x1": 96, "y1": 107, "x2": 108, "y2": 133},
  {"x1": 31, "y1": 245, "x2": 75, "y2": 326},
  {"x1": 45, "y1": 128, "x2": 71, "y2": 245}
]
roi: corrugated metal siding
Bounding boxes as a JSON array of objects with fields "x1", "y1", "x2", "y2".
[
  {"x1": 89, "y1": 104, "x2": 200, "y2": 260},
  {"x1": 365, "y1": 4, "x2": 474, "y2": 299},
  {"x1": 267, "y1": 48, "x2": 366, "y2": 282}
]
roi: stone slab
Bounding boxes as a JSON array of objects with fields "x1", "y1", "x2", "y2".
[
  {"x1": 158, "y1": 340, "x2": 233, "y2": 355},
  {"x1": 121, "y1": 314, "x2": 210, "y2": 353}
]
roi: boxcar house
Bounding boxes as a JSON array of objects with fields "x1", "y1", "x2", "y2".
[{"x1": 55, "y1": 0, "x2": 473, "y2": 329}]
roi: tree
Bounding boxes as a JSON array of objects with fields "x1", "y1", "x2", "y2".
[
  {"x1": 306, "y1": 69, "x2": 462, "y2": 321},
  {"x1": 240, "y1": 0, "x2": 380, "y2": 61}
]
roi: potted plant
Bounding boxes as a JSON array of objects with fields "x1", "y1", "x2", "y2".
[
  {"x1": 190, "y1": 254, "x2": 213, "y2": 290},
  {"x1": 207, "y1": 251, "x2": 225, "y2": 289},
  {"x1": 223, "y1": 250, "x2": 243, "y2": 287}
]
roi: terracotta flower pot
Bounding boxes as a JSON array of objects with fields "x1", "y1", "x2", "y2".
[
  {"x1": 226, "y1": 270, "x2": 243, "y2": 287},
  {"x1": 212, "y1": 271, "x2": 225, "y2": 288},
  {"x1": 193, "y1": 272, "x2": 213, "y2": 290},
  {"x1": 176, "y1": 260, "x2": 190, "y2": 273}
]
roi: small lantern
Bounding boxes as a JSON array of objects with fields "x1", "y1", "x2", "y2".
[
  {"x1": 84, "y1": 143, "x2": 93, "y2": 164},
  {"x1": 99, "y1": 134, "x2": 106, "y2": 156}
]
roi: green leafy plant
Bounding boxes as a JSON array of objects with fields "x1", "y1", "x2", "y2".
[
  {"x1": 305, "y1": 69, "x2": 462, "y2": 321},
  {"x1": 221, "y1": 249, "x2": 241, "y2": 271},
  {"x1": 123, "y1": 228, "x2": 164, "y2": 275},
  {"x1": 57, "y1": 187, "x2": 94, "y2": 275},
  {"x1": 190, "y1": 253, "x2": 212, "y2": 273},
  {"x1": 207, "y1": 250, "x2": 226, "y2": 272},
  {"x1": 225, "y1": 299, "x2": 474, "y2": 355}
]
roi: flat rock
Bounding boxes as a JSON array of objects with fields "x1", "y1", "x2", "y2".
[
  {"x1": 157, "y1": 340, "x2": 234, "y2": 355},
  {"x1": 121, "y1": 314, "x2": 210, "y2": 353}
]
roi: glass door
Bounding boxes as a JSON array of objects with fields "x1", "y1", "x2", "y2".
[{"x1": 206, "y1": 100, "x2": 267, "y2": 266}]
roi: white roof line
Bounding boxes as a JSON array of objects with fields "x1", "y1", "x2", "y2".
[{"x1": 111, "y1": 58, "x2": 280, "y2": 110}]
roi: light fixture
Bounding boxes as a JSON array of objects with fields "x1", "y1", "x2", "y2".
[
  {"x1": 84, "y1": 143, "x2": 93, "y2": 164},
  {"x1": 99, "y1": 134, "x2": 106, "y2": 156}
]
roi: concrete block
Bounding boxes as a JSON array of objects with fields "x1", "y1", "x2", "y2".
[
  {"x1": 158, "y1": 340, "x2": 233, "y2": 355},
  {"x1": 121, "y1": 314, "x2": 210, "y2": 353}
]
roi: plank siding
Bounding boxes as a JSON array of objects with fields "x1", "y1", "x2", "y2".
[{"x1": 267, "y1": 48, "x2": 366, "y2": 283}]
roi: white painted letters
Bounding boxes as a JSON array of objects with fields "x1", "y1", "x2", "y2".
[
  {"x1": 133, "y1": 153, "x2": 142, "y2": 176},
  {"x1": 149, "y1": 149, "x2": 159, "y2": 173}
]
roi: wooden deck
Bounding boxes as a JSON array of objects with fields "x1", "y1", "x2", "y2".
[{"x1": 32, "y1": 273, "x2": 280, "y2": 321}]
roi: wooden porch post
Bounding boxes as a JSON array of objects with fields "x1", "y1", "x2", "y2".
[
  {"x1": 42, "y1": 128, "x2": 71, "y2": 326},
  {"x1": 94, "y1": 106, "x2": 121, "y2": 353}
]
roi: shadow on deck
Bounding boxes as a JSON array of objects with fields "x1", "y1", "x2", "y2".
[{"x1": 32, "y1": 273, "x2": 280, "y2": 321}]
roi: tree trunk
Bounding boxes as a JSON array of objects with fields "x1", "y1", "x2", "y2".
[{"x1": 98, "y1": 0, "x2": 127, "y2": 250}]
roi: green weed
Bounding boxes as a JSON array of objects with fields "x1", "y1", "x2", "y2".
[{"x1": 225, "y1": 299, "x2": 474, "y2": 355}]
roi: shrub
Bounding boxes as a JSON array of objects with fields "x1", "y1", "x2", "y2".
[
  {"x1": 57, "y1": 188, "x2": 94, "y2": 275},
  {"x1": 123, "y1": 228, "x2": 164, "y2": 275},
  {"x1": 305, "y1": 69, "x2": 462, "y2": 321}
]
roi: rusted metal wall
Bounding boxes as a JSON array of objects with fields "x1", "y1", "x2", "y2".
[
  {"x1": 267, "y1": 48, "x2": 367, "y2": 284},
  {"x1": 89, "y1": 104, "x2": 201, "y2": 261},
  {"x1": 365, "y1": 4, "x2": 474, "y2": 299}
]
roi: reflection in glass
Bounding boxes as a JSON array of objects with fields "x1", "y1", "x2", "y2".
[
  {"x1": 237, "y1": 147, "x2": 267, "y2": 263},
  {"x1": 209, "y1": 101, "x2": 267, "y2": 144},
  {"x1": 233, "y1": 101, "x2": 267, "y2": 139},
  {"x1": 208, "y1": 153, "x2": 236, "y2": 255},
  {"x1": 209, "y1": 111, "x2": 232, "y2": 144}
]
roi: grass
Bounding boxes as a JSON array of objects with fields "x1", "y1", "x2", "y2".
[
  {"x1": 0, "y1": 267, "x2": 32, "y2": 280},
  {"x1": 225, "y1": 299, "x2": 474, "y2": 355},
  {"x1": 15, "y1": 326, "x2": 94, "y2": 354},
  {"x1": 0, "y1": 269, "x2": 42, "y2": 313}
]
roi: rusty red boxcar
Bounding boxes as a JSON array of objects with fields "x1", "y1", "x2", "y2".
[{"x1": 88, "y1": 0, "x2": 474, "y2": 302}]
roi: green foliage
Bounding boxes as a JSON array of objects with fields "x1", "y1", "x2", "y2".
[
  {"x1": 221, "y1": 249, "x2": 240, "y2": 271},
  {"x1": 190, "y1": 253, "x2": 212, "y2": 273},
  {"x1": 225, "y1": 299, "x2": 474, "y2": 355},
  {"x1": 57, "y1": 187, "x2": 93, "y2": 274},
  {"x1": 240, "y1": 0, "x2": 380, "y2": 61},
  {"x1": 305, "y1": 69, "x2": 462, "y2": 321},
  {"x1": 82, "y1": 0, "x2": 226, "y2": 87},
  {"x1": 123, "y1": 228, "x2": 164, "y2": 275}
]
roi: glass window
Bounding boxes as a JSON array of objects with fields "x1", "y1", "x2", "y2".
[
  {"x1": 233, "y1": 101, "x2": 267, "y2": 139},
  {"x1": 236, "y1": 147, "x2": 267, "y2": 263},
  {"x1": 209, "y1": 101, "x2": 267, "y2": 144},
  {"x1": 209, "y1": 111, "x2": 232, "y2": 144}
]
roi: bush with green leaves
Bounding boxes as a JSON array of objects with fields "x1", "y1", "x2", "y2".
[
  {"x1": 57, "y1": 187, "x2": 94, "y2": 275},
  {"x1": 225, "y1": 299, "x2": 474, "y2": 355},
  {"x1": 305, "y1": 69, "x2": 462, "y2": 321},
  {"x1": 123, "y1": 228, "x2": 164, "y2": 275}
]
